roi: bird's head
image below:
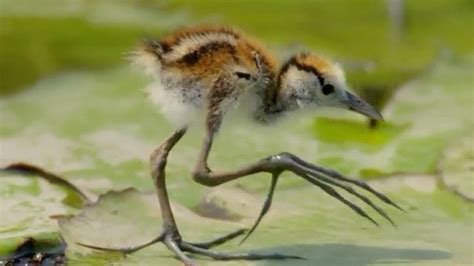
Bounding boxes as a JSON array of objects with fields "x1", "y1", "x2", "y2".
[{"x1": 277, "y1": 52, "x2": 382, "y2": 120}]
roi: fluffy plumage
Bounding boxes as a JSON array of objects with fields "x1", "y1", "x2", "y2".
[
  {"x1": 131, "y1": 25, "x2": 357, "y2": 125},
  {"x1": 131, "y1": 26, "x2": 279, "y2": 125}
]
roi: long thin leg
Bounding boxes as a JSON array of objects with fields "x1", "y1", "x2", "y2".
[
  {"x1": 150, "y1": 128, "x2": 250, "y2": 248},
  {"x1": 150, "y1": 127, "x2": 188, "y2": 233},
  {"x1": 191, "y1": 113, "x2": 401, "y2": 241},
  {"x1": 76, "y1": 128, "x2": 189, "y2": 256},
  {"x1": 193, "y1": 151, "x2": 400, "y2": 220}
]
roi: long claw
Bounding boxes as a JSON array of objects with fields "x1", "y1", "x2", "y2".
[
  {"x1": 289, "y1": 154, "x2": 404, "y2": 211},
  {"x1": 307, "y1": 171, "x2": 396, "y2": 227},
  {"x1": 186, "y1": 228, "x2": 247, "y2": 249},
  {"x1": 76, "y1": 234, "x2": 164, "y2": 254},
  {"x1": 180, "y1": 242, "x2": 304, "y2": 260},
  {"x1": 240, "y1": 173, "x2": 279, "y2": 245},
  {"x1": 301, "y1": 173, "x2": 379, "y2": 227}
]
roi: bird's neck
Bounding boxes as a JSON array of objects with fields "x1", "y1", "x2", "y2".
[{"x1": 254, "y1": 82, "x2": 299, "y2": 123}]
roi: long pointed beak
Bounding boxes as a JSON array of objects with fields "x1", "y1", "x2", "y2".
[{"x1": 343, "y1": 91, "x2": 383, "y2": 120}]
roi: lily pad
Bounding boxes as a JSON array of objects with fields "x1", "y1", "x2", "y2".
[
  {"x1": 0, "y1": 33, "x2": 473, "y2": 266},
  {"x1": 58, "y1": 188, "x2": 162, "y2": 250},
  {"x1": 58, "y1": 188, "x2": 248, "y2": 265},
  {"x1": 57, "y1": 178, "x2": 473, "y2": 265},
  {"x1": 0, "y1": 173, "x2": 76, "y2": 256}
]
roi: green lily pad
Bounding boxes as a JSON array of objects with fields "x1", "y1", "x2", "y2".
[
  {"x1": 0, "y1": 173, "x2": 76, "y2": 256},
  {"x1": 58, "y1": 188, "x2": 162, "y2": 250},
  {"x1": 0, "y1": 9, "x2": 473, "y2": 263},
  {"x1": 57, "y1": 179, "x2": 472, "y2": 265},
  {"x1": 58, "y1": 188, "x2": 248, "y2": 265},
  {"x1": 1, "y1": 55, "x2": 473, "y2": 264}
]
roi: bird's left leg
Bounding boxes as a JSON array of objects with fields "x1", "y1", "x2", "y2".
[{"x1": 191, "y1": 110, "x2": 402, "y2": 244}]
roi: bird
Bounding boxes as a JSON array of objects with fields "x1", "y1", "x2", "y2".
[{"x1": 79, "y1": 25, "x2": 402, "y2": 265}]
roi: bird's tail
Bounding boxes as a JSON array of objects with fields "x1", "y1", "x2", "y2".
[{"x1": 128, "y1": 38, "x2": 163, "y2": 78}]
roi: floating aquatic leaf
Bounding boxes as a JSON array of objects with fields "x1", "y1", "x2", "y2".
[
  {"x1": 0, "y1": 40, "x2": 473, "y2": 265},
  {"x1": 0, "y1": 175, "x2": 75, "y2": 257}
]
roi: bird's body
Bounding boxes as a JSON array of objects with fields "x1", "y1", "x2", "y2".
[
  {"x1": 134, "y1": 26, "x2": 381, "y2": 128},
  {"x1": 85, "y1": 25, "x2": 399, "y2": 265},
  {"x1": 134, "y1": 26, "x2": 278, "y2": 125}
]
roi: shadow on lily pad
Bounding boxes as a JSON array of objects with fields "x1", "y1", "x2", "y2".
[{"x1": 256, "y1": 244, "x2": 451, "y2": 266}]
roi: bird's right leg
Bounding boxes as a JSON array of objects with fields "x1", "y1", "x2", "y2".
[
  {"x1": 150, "y1": 128, "x2": 188, "y2": 238},
  {"x1": 150, "y1": 128, "x2": 247, "y2": 248},
  {"x1": 79, "y1": 128, "x2": 195, "y2": 264},
  {"x1": 77, "y1": 127, "x2": 247, "y2": 265},
  {"x1": 130, "y1": 127, "x2": 296, "y2": 263}
]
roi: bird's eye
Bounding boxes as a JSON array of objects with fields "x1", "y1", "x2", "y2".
[
  {"x1": 322, "y1": 84, "x2": 335, "y2": 95},
  {"x1": 235, "y1": 72, "x2": 252, "y2": 80}
]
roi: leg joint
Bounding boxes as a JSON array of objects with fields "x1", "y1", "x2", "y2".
[
  {"x1": 263, "y1": 152, "x2": 294, "y2": 170},
  {"x1": 191, "y1": 170, "x2": 217, "y2": 187}
]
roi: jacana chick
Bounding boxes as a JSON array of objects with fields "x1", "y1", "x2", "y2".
[{"x1": 81, "y1": 26, "x2": 400, "y2": 266}]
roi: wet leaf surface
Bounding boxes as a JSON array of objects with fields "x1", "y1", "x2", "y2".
[
  {"x1": 0, "y1": 28, "x2": 473, "y2": 266},
  {"x1": 0, "y1": 172, "x2": 78, "y2": 258},
  {"x1": 58, "y1": 189, "x2": 163, "y2": 250},
  {"x1": 56, "y1": 177, "x2": 472, "y2": 266}
]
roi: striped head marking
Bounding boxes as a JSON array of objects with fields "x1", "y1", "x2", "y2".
[{"x1": 277, "y1": 52, "x2": 382, "y2": 120}]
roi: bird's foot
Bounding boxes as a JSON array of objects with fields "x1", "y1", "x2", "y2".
[
  {"x1": 77, "y1": 227, "x2": 302, "y2": 265},
  {"x1": 156, "y1": 227, "x2": 303, "y2": 265},
  {"x1": 238, "y1": 152, "x2": 404, "y2": 243}
]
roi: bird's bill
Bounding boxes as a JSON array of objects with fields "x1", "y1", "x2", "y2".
[{"x1": 343, "y1": 91, "x2": 383, "y2": 121}]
